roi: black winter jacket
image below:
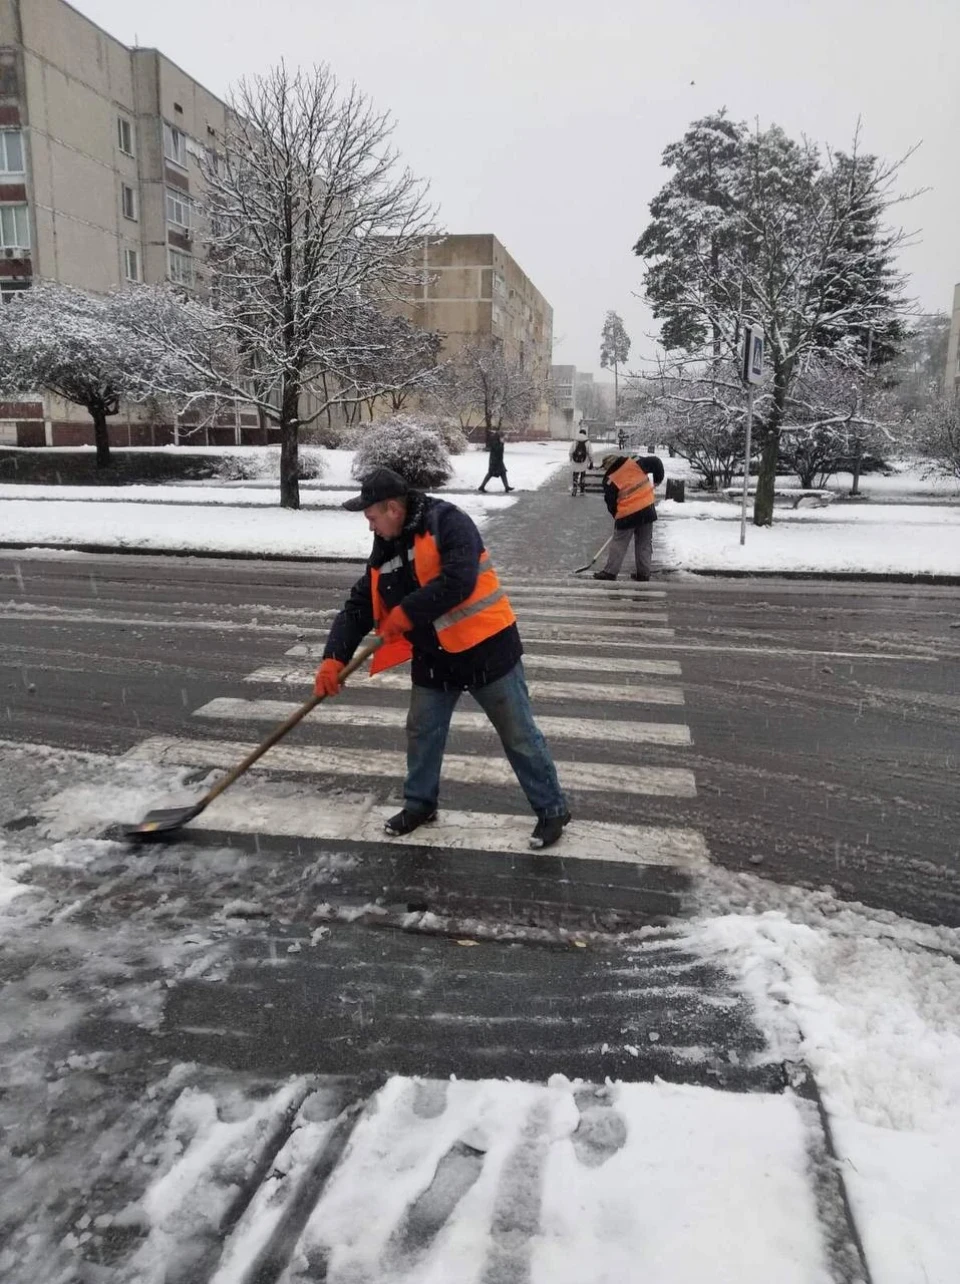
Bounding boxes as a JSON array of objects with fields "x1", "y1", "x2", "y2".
[
  {"x1": 603, "y1": 455, "x2": 665, "y2": 530},
  {"x1": 323, "y1": 491, "x2": 522, "y2": 690}
]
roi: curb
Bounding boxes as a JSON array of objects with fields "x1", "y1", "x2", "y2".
[
  {"x1": 672, "y1": 568, "x2": 960, "y2": 588},
  {"x1": 0, "y1": 540, "x2": 365, "y2": 565},
  {"x1": 3, "y1": 542, "x2": 959, "y2": 586}
]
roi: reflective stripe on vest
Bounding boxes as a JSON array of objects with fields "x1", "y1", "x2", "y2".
[
  {"x1": 610, "y1": 458, "x2": 656, "y2": 520},
  {"x1": 368, "y1": 531, "x2": 516, "y2": 671}
]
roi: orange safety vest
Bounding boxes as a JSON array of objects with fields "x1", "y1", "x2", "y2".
[
  {"x1": 369, "y1": 531, "x2": 516, "y2": 673},
  {"x1": 609, "y1": 457, "x2": 656, "y2": 520}
]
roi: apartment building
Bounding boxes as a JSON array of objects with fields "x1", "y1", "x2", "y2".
[
  {"x1": 402, "y1": 234, "x2": 553, "y2": 436},
  {"x1": 0, "y1": 0, "x2": 262, "y2": 446}
]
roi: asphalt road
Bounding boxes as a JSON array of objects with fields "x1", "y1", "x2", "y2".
[{"x1": 2, "y1": 550, "x2": 958, "y2": 927}]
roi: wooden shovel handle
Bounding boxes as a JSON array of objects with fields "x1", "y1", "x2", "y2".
[{"x1": 201, "y1": 636, "x2": 382, "y2": 807}]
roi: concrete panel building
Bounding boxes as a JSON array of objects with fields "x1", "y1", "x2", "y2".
[
  {"x1": 0, "y1": 0, "x2": 263, "y2": 446},
  {"x1": 402, "y1": 234, "x2": 553, "y2": 436}
]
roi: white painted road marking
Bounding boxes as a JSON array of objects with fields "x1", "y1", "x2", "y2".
[
  {"x1": 523, "y1": 623, "x2": 676, "y2": 639},
  {"x1": 188, "y1": 789, "x2": 711, "y2": 867},
  {"x1": 284, "y1": 644, "x2": 683, "y2": 676},
  {"x1": 244, "y1": 664, "x2": 686, "y2": 706},
  {"x1": 511, "y1": 606, "x2": 670, "y2": 624},
  {"x1": 122, "y1": 736, "x2": 699, "y2": 797},
  {"x1": 194, "y1": 698, "x2": 692, "y2": 746}
]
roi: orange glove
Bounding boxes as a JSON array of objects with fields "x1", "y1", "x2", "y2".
[
  {"x1": 379, "y1": 604, "x2": 413, "y2": 644},
  {"x1": 314, "y1": 658, "x2": 345, "y2": 698}
]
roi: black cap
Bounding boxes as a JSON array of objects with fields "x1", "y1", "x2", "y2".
[{"x1": 342, "y1": 467, "x2": 409, "y2": 511}]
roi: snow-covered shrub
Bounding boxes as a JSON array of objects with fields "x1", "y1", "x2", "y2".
[
  {"x1": 351, "y1": 416, "x2": 452, "y2": 488},
  {"x1": 217, "y1": 447, "x2": 327, "y2": 482},
  {"x1": 413, "y1": 413, "x2": 468, "y2": 455},
  {"x1": 302, "y1": 420, "x2": 348, "y2": 449}
]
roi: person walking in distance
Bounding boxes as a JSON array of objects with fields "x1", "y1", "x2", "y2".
[
  {"x1": 478, "y1": 427, "x2": 513, "y2": 493},
  {"x1": 568, "y1": 426, "x2": 594, "y2": 495},
  {"x1": 315, "y1": 467, "x2": 571, "y2": 849},
  {"x1": 593, "y1": 450, "x2": 665, "y2": 581}
]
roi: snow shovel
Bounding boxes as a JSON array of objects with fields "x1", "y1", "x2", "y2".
[
  {"x1": 125, "y1": 637, "x2": 383, "y2": 843},
  {"x1": 572, "y1": 534, "x2": 612, "y2": 575}
]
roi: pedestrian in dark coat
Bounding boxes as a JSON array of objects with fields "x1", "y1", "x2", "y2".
[
  {"x1": 478, "y1": 428, "x2": 513, "y2": 492},
  {"x1": 593, "y1": 452, "x2": 665, "y2": 581}
]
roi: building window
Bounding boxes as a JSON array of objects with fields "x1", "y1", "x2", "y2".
[
  {"x1": 163, "y1": 122, "x2": 187, "y2": 168},
  {"x1": 0, "y1": 130, "x2": 24, "y2": 174},
  {"x1": 121, "y1": 183, "x2": 138, "y2": 221},
  {"x1": 0, "y1": 204, "x2": 30, "y2": 250},
  {"x1": 123, "y1": 248, "x2": 140, "y2": 282},
  {"x1": 165, "y1": 186, "x2": 192, "y2": 230},
  {"x1": 168, "y1": 247, "x2": 194, "y2": 287},
  {"x1": 118, "y1": 116, "x2": 135, "y2": 156}
]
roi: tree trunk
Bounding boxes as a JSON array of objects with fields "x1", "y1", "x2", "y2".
[
  {"x1": 279, "y1": 381, "x2": 300, "y2": 510},
  {"x1": 92, "y1": 405, "x2": 111, "y2": 468},
  {"x1": 753, "y1": 430, "x2": 778, "y2": 526},
  {"x1": 850, "y1": 438, "x2": 863, "y2": 496},
  {"x1": 257, "y1": 404, "x2": 269, "y2": 447}
]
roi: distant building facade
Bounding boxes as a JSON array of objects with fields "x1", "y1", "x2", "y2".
[
  {"x1": 946, "y1": 283, "x2": 960, "y2": 393},
  {"x1": 547, "y1": 364, "x2": 581, "y2": 438},
  {"x1": 401, "y1": 234, "x2": 553, "y2": 436},
  {"x1": 0, "y1": 0, "x2": 262, "y2": 447}
]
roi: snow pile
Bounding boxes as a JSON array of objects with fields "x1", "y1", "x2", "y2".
[{"x1": 690, "y1": 876, "x2": 960, "y2": 1284}]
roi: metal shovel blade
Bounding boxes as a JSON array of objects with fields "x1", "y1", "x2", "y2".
[{"x1": 125, "y1": 801, "x2": 206, "y2": 842}]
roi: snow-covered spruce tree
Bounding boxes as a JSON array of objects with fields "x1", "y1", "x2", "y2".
[
  {"x1": 142, "y1": 64, "x2": 436, "y2": 509},
  {"x1": 351, "y1": 416, "x2": 452, "y2": 488},
  {"x1": 635, "y1": 112, "x2": 912, "y2": 525},
  {"x1": 439, "y1": 339, "x2": 543, "y2": 433},
  {"x1": 0, "y1": 282, "x2": 186, "y2": 468},
  {"x1": 599, "y1": 310, "x2": 631, "y2": 423}
]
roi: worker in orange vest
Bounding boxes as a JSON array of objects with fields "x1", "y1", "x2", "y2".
[
  {"x1": 593, "y1": 452, "x2": 665, "y2": 581},
  {"x1": 315, "y1": 468, "x2": 570, "y2": 849}
]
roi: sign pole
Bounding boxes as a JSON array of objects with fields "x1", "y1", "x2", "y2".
[
  {"x1": 739, "y1": 321, "x2": 764, "y2": 546},
  {"x1": 740, "y1": 383, "x2": 754, "y2": 546}
]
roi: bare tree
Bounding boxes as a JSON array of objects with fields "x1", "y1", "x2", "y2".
[
  {"x1": 439, "y1": 339, "x2": 543, "y2": 433},
  {"x1": 140, "y1": 63, "x2": 437, "y2": 508},
  {"x1": 339, "y1": 311, "x2": 443, "y2": 423},
  {"x1": 913, "y1": 394, "x2": 960, "y2": 482}
]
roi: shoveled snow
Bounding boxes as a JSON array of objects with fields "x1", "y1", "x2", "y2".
[{"x1": 691, "y1": 870, "x2": 960, "y2": 1284}]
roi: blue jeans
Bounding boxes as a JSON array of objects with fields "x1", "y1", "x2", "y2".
[{"x1": 404, "y1": 662, "x2": 568, "y2": 819}]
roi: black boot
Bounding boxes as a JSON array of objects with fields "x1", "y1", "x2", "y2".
[
  {"x1": 529, "y1": 811, "x2": 571, "y2": 850},
  {"x1": 384, "y1": 808, "x2": 438, "y2": 837}
]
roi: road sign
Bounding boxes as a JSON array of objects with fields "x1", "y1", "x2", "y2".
[{"x1": 742, "y1": 324, "x2": 764, "y2": 385}]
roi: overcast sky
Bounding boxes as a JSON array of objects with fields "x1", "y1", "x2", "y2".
[{"x1": 75, "y1": 0, "x2": 960, "y2": 379}]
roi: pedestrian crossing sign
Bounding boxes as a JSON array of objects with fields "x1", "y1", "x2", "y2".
[{"x1": 742, "y1": 323, "x2": 764, "y2": 385}]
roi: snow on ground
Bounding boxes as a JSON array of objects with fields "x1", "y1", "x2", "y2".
[
  {"x1": 1, "y1": 738, "x2": 958, "y2": 1280},
  {"x1": 690, "y1": 869, "x2": 960, "y2": 1284},
  {"x1": 657, "y1": 500, "x2": 960, "y2": 576},
  {"x1": 0, "y1": 443, "x2": 568, "y2": 558}
]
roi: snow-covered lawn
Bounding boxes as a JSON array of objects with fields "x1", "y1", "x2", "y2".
[
  {"x1": 0, "y1": 442, "x2": 569, "y2": 559},
  {"x1": 657, "y1": 500, "x2": 960, "y2": 576}
]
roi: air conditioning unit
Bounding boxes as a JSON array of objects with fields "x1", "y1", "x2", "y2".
[{"x1": 3, "y1": 248, "x2": 14, "y2": 259}]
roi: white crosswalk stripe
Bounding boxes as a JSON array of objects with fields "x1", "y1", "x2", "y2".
[
  {"x1": 243, "y1": 664, "x2": 686, "y2": 706},
  {"x1": 193, "y1": 696, "x2": 692, "y2": 746},
  {"x1": 284, "y1": 643, "x2": 683, "y2": 676},
  {"x1": 509, "y1": 606, "x2": 670, "y2": 623},
  {"x1": 122, "y1": 736, "x2": 699, "y2": 797},
  {"x1": 188, "y1": 790, "x2": 711, "y2": 868}
]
